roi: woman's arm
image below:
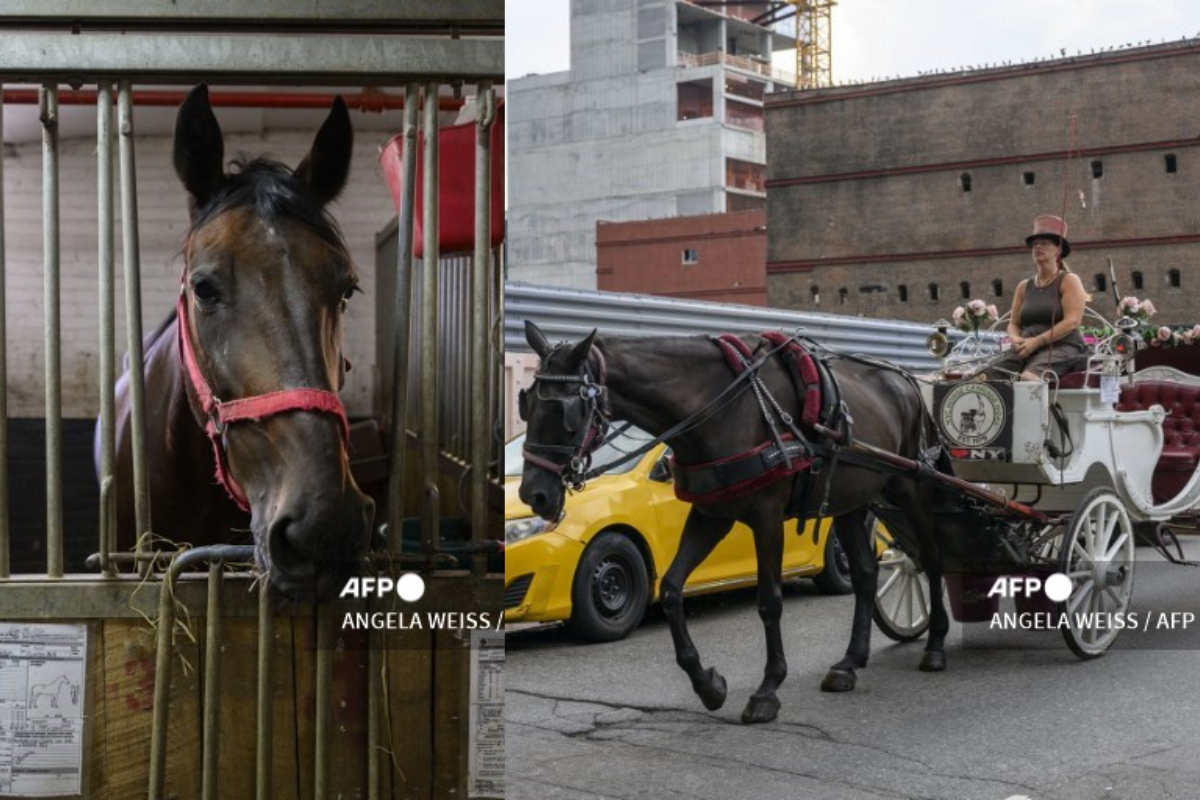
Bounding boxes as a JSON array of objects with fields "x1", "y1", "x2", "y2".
[{"x1": 1008, "y1": 280, "x2": 1028, "y2": 340}]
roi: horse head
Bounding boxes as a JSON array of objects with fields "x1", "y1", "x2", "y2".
[
  {"x1": 172, "y1": 84, "x2": 374, "y2": 599},
  {"x1": 517, "y1": 321, "x2": 608, "y2": 521}
]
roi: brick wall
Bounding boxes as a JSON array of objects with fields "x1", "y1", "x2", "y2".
[
  {"x1": 596, "y1": 209, "x2": 767, "y2": 304},
  {"x1": 2, "y1": 128, "x2": 396, "y2": 419},
  {"x1": 765, "y1": 41, "x2": 1200, "y2": 326}
]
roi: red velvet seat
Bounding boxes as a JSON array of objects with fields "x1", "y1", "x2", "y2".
[{"x1": 1116, "y1": 381, "x2": 1200, "y2": 503}]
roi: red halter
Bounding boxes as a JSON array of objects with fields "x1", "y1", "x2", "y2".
[{"x1": 176, "y1": 287, "x2": 350, "y2": 511}]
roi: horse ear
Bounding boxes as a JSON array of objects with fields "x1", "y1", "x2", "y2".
[
  {"x1": 525, "y1": 320, "x2": 552, "y2": 358},
  {"x1": 565, "y1": 330, "x2": 597, "y2": 372},
  {"x1": 294, "y1": 96, "x2": 353, "y2": 205},
  {"x1": 173, "y1": 84, "x2": 226, "y2": 211}
]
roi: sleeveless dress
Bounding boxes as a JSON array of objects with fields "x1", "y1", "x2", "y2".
[{"x1": 991, "y1": 271, "x2": 1089, "y2": 378}]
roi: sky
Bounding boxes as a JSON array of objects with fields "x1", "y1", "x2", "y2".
[{"x1": 505, "y1": 0, "x2": 1200, "y2": 85}]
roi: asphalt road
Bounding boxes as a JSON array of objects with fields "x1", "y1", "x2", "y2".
[{"x1": 506, "y1": 540, "x2": 1200, "y2": 800}]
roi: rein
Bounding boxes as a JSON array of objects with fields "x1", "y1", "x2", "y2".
[
  {"x1": 522, "y1": 334, "x2": 803, "y2": 489},
  {"x1": 176, "y1": 284, "x2": 350, "y2": 511}
]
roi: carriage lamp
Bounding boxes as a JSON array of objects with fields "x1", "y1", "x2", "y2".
[
  {"x1": 1111, "y1": 316, "x2": 1140, "y2": 360},
  {"x1": 926, "y1": 319, "x2": 951, "y2": 358}
]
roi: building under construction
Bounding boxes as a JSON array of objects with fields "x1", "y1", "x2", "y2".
[{"x1": 507, "y1": 1, "x2": 812, "y2": 289}]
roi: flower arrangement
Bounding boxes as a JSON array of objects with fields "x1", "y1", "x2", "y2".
[
  {"x1": 951, "y1": 299, "x2": 1000, "y2": 333},
  {"x1": 1146, "y1": 323, "x2": 1200, "y2": 348},
  {"x1": 1091, "y1": 297, "x2": 1200, "y2": 349},
  {"x1": 1118, "y1": 296, "x2": 1157, "y2": 322}
]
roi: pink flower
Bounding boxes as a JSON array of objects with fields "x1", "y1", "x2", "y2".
[
  {"x1": 1120, "y1": 297, "x2": 1141, "y2": 314},
  {"x1": 986, "y1": 304, "x2": 999, "y2": 320},
  {"x1": 1192, "y1": 324, "x2": 1200, "y2": 338},
  {"x1": 1183, "y1": 331, "x2": 1195, "y2": 346},
  {"x1": 1157, "y1": 326, "x2": 1172, "y2": 342},
  {"x1": 952, "y1": 307, "x2": 966, "y2": 325},
  {"x1": 968, "y1": 299, "x2": 986, "y2": 314},
  {"x1": 1142, "y1": 300, "x2": 1157, "y2": 317}
]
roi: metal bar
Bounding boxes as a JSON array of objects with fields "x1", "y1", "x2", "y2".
[
  {"x1": 387, "y1": 82, "x2": 421, "y2": 558},
  {"x1": 119, "y1": 80, "x2": 152, "y2": 561},
  {"x1": 420, "y1": 83, "x2": 441, "y2": 563},
  {"x1": 314, "y1": 603, "x2": 332, "y2": 800},
  {"x1": 148, "y1": 545, "x2": 254, "y2": 799},
  {"x1": 97, "y1": 81, "x2": 115, "y2": 575},
  {"x1": 2, "y1": 88, "x2": 464, "y2": 112},
  {"x1": 202, "y1": 562, "x2": 223, "y2": 800},
  {"x1": 255, "y1": 578, "x2": 274, "y2": 799},
  {"x1": 367, "y1": 615, "x2": 381, "y2": 799},
  {"x1": 0, "y1": 83, "x2": 8, "y2": 579},
  {"x1": 41, "y1": 83, "x2": 63, "y2": 579},
  {"x1": 0, "y1": 0, "x2": 504, "y2": 25},
  {"x1": 0, "y1": 35, "x2": 504, "y2": 83},
  {"x1": 470, "y1": 83, "x2": 495, "y2": 575}
]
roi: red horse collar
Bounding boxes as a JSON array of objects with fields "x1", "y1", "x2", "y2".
[{"x1": 176, "y1": 287, "x2": 350, "y2": 511}]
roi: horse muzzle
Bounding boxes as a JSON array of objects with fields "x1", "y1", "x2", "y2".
[
  {"x1": 518, "y1": 469, "x2": 565, "y2": 522},
  {"x1": 263, "y1": 487, "x2": 375, "y2": 601}
]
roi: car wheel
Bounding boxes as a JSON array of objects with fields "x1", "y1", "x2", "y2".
[
  {"x1": 812, "y1": 523, "x2": 854, "y2": 595},
  {"x1": 567, "y1": 532, "x2": 649, "y2": 642}
]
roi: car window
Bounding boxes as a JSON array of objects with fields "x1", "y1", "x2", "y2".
[{"x1": 504, "y1": 424, "x2": 657, "y2": 478}]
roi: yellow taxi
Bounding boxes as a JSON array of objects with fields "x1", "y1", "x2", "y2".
[{"x1": 504, "y1": 425, "x2": 848, "y2": 641}]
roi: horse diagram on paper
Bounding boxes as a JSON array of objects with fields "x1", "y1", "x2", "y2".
[{"x1": 0, "y1": 623, "x2": 87, "y2": 798}]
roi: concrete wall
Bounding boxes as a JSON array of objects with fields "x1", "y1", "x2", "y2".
[
  {"x1": 2, "y1": 127, "x2": 397, "y2": 419},
  {"x1": 765, "y1": 41, "x2": 1200, "y2": 325},
  {"x1": 507, "y1": 0, "x2": 773, "y2": 290}
]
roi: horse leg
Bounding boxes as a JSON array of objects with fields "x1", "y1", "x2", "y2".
[
  {"x1": 821, "y1": 507, "x2": 877, "y2": 693},
  {"x1": 915, "y1": 503, "x2": 950, "y2": 672},
  {"x1": 892, "y1": 486, "x2": 950, "y2": 672},
  {"x1": 661, "y1": 509, "x2": 734, "y2": 711},
  {"x1": 742, "y1": 514, "x2": 787, "y2": 724}
]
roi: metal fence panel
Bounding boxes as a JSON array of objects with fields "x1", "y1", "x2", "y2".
[{"x1": 504, "y1": 281, "x2": 945, "y2": 371}]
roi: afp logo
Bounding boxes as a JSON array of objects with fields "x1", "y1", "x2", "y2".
[{"x1": 987, "y1": 573, "x2": 1073, "y2": 602}]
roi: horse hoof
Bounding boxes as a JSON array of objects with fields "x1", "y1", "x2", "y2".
[
  {"x1": 919, "y1": 651, "x2": 947, "y2": 672},
  {"x1": 696, "y1": 667, "x2": 727, "y2": 711},
  {"x1": 741, "y1": 696, "x2": 781, "y2": 724},
  {"x1": 820, "y1": 668, "x2": 857, "y2": 693}
]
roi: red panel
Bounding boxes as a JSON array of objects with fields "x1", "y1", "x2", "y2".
[{"x1": 380, "y1": 102, "x2": 505, "y2": 258}]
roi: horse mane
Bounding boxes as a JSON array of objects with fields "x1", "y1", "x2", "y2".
[{"x1": 184, "y1": 156, "x2": 351, "y2": 260}]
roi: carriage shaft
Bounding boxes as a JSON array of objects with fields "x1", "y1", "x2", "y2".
[{"x1": 813, "y1": 423, "x2": 1050, "y2": 523}]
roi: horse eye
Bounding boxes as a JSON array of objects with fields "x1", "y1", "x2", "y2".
[
  {"x1": 340, "y1": 283, "x2": 360, "y2": 312},
  {"x1": 192, "y1": 278, "x2": 221, "y2": 307}
]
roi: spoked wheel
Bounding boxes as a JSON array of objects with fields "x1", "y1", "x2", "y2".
[
  {"x1": 1057, "y1": 488, "x2": 1135, "y2": 659},
  {"x1": 871, "y1": 519, "x2": 931, "y2": 642}
]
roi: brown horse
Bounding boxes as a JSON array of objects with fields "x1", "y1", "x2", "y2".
[
  {"x1": 108, "y1": 85, "x2": 374, "y2": 600},
  {"x1": 518, "y1": 321, "x2": 953, "y2": 724}
]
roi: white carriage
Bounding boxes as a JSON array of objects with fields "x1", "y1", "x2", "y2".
[{"x1": 872, "y1": 317, "x2": 1200, "y2": 658}]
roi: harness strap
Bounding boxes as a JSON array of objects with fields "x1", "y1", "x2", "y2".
[{"x1": 176, "y1": 288, "x2": 350, "y2": 511}]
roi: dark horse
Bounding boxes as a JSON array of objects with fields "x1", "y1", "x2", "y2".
[
  {"x1": 106, "y1": 85, "x2": 374, "y2": 600},
  {"x1": 518, "y1": 321, "x2": 951, "y2": 724}
]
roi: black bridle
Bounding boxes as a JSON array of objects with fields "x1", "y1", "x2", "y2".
[{"x1": 518, "y1": 346, "x2": 612, "y2": 491}]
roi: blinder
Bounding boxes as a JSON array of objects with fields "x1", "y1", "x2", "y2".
[{"x1": 520, "y1": 350, "x2": 611, "y2": 490}]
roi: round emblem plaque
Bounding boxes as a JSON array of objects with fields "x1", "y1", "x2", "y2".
[{"x1": 939, "y1": 383, "x2": 1006, "y2": 447}]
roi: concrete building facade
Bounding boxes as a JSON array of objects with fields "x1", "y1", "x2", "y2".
[
  {"x1": 507, "y1": 0, "x2": 792, "y2": 289},
  {"x1": 765, "y1": 40, "x2": 1200, "y2": 326}
]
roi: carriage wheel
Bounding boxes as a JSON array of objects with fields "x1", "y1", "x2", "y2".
[
  {"x1": 1057, "y1": 488, "x2": 1135, "y2": 660},
  {"x1": 871, "y1": 519, "x2": 931, "y2": 642}
]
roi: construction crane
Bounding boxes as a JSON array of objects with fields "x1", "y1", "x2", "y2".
[{"x1": 751, "y1": 1, "x2": 836, "y2": 90}]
